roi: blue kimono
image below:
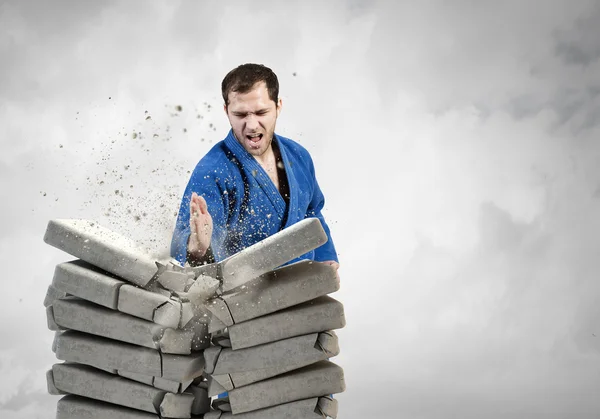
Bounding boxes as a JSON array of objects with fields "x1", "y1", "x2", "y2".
[{"x1": 170, "y1": 129, "x2": 338, "y2": 266}]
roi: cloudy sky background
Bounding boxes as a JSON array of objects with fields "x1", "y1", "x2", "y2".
[{"x1": 1, "y1": 0, "x2": 600, "y2": 417}]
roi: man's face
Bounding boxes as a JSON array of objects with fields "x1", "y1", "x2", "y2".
[{"x1": 225, "y1": 81, "x2": 282, "y2": 158}]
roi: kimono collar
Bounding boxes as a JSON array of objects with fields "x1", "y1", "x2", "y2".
[{"x1": 224, "y1": 129, "x2": 297, "y2": 226}]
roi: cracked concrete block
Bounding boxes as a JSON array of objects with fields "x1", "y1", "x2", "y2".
[
  {"x1": 54, "y1": 330, "x2": 161, "y2": 377},
  {"x1": 44, "y1": 284, "x2": 68, "y2": 307},
  {"x1": 217, "y1": 218, "x2": 327, "y2": 292},
  {"x1": 52, "y1": 260, "x2": 194, "y2": 329},
  {"x1": 209, "y1": 396, "x2": 338, "y2": 419},
  {"x1": 188, "y1": 384, "x2": 210, "y2": 415},
  {"x1": 44, "y1": 219, "x2": 158, "y2": 287},
  {"x1": 202, "y1": 346, "x2": 222, "y2": 374},
  {"x1": 54, "y1": 330, "x2": 204, "y2": 383},
  {"x1": 118, "y1": 284, "x2": 182, "y2": 328},
  {"x1": 226, "y1": 296, "x2": 345, "y2": 350},
  {"x1": 185, "y1": 315, "x2": 211, "y2": 351},
  {"x1": 57, "y1": 395, "x2": 160, "y2": 418},
  {"x1": 52, "y1": 297, "x2": 194, "y2": 354},
  {"x1": 117, "y1": 371, "x2": 192, "y2": 393},
  {"x1": 160, "y1": 352, "x2": 205, "y2": 382},
  {"x1": 207, "y1": 375, "x2": 227, "y2": 397},
  {"x1": 208, "y1": 331, "x2": 339, "y2": 394},
  {"x1": 208, "y1": 260, "x2": 339, "y2": 333},
  {"x1": 228, "y1": 361, "x2": 345, "y2": 414},
  {"x1": 118, "y1": 370, "x2": 154, "y2": 386},
  {"x1": 52, "y1": 260, "x2": 124, "y2": 309},
  {"x1": 52, "y1": 363, "x2": 195, "y2": 418}
]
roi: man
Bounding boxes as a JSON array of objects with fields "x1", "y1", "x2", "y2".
[{"x1": 170, "y1": 63, "x2": 339, "y2": 273}]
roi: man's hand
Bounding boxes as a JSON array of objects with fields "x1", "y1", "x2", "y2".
[{"x1": 188, "y1": 192, "x2": 213, "y2": 257}]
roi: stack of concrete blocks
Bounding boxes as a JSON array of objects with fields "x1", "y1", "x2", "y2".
[{"x1": 43, "y1": 218, "x2": 345, "y2": 418}]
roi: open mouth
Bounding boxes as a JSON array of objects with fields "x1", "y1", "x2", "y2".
[{"x1": 246, "y1": 133, "x2": 263, "y2": 147}]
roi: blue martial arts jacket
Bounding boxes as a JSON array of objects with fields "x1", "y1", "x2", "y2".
[{"x1": 170, "y1": 129, "x2": 338, "y2": 265}]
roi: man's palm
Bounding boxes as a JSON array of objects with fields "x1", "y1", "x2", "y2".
[{"x1": 188, "y1": 192, "x2": 213, "y2": 256}]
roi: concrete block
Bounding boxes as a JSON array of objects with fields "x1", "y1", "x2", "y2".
[
  {"x1": 226, "y1": 296, "x2": 345, "y2": 350},
  {"x1": 52, "y1": 260, "x2": 123, "y2": 309},
  {"x1": 160, "y1": 352, "x2": 205, "y2": 382},
  {"x1": 209, "y1": 396, "x2": 338, "y2": 418},
  {"x1": 188, "y1": 385, "x2": 210, "y2": 415},
  {"x1": 317, "y1": 395, "x2": 338, "y2": 418},
  {"x1": 118, "y1": 284, "x2": 182, "y2": 328},
  {"x1": 44, "y1": 284, "x2": 67, "y2": 307},
  {"x1": 46, "y1": 306, "x2": 63, "y2": 331},
  {"x1": 54, "y1": 330, "x2": 161, "y2": 378},
  {"x1": 228, "y1": 361, "x2": 345, "y2": 414},
  {"x1": 46, "y1": 369, "x2": 66, "y2": 395},
  {"x1": 52, "y1": 297, "x2": 194, "y2": 354},
  {"x1": 54, "y1": 330, "x2": 204, "y2": 383},
  {"x1": 118, "y1": 370, "x2": 154, "y2": 386},
  {"x1": 57, "y1": 395, "x2": 159, "y2": 418},
  {"x1": 217, "y1": 218, "x2": 327, "y2": 292},
  {"x1": 117, "y1": 371, "x2": 193, "y2": 393},
  {"x1": 44, "y1": 219, "x2": 158, "y2": 287},
  {"x1": 208, "y1": 331, "x2": 339, "y2": 393},
  {"x1": 207, "y1": 260, "x2": 339, "y2": 332},
  {"x1": 52, "y1": 363, "x2": 195, "y2": 418},
  {"x1": 52, "y1": 260, "x2": 194, "y2": 329}
]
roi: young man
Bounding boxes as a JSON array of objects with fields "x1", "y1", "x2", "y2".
[{"x1": 170, "y1": 63, "x2": 339, "y2": 272}]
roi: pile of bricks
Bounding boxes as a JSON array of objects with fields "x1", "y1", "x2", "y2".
[{"x1": 43, "y1": 217, "x2": 345, "y2": 418}]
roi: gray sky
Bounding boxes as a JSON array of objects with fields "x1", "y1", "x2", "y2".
[{"x1": 1, "y1": 1, "x2": 599, "y2": 418}]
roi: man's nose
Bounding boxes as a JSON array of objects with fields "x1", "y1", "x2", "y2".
[{"x1": 246, "y1": 114, "x2": 259, "y2": 130}]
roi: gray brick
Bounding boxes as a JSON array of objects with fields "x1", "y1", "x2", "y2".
[
  {"x1": 44, "y1": 219, "x2": 158, "y2": 287},
  {"x1": 52, "y1": 298, "x2": 194, "y2": 354},
  {"x1": 51, "y1": 363, "x2": 195, "y2": 418},
  {"x1": 52, "y1": 260, "x2": 123, "y2": 309},
  {"x1": 208, "y1": 331, "x2": 339, "y2": 393},
  {"x1": 207, "y1": 260, "x2": 339, "y2": 332},
  {"x1": 207, "y1": 397, "x2": 336, "y2": 418},
  {"x1": 57, "y1": 395, "x2": 159, "y2": 418},
  {"x1": 226, "y1": 296, "x2": 345, "y2": 350},
  {"x1": 217, "y1": 218, "x2": 327, "y2": 292},
  {"x1": 228, "y1": 361, "x2": 345, "y2": 414}
]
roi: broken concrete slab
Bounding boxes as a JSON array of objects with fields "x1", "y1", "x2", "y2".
[
  {"x1": 215, "y1": 218, "x2": 328, "y2": 292},
  {"x1": 53, "y1": 330, "x2": 204, "y2": 383},
  {"x1": 51, "y1": 297, "x2": 195, "y2": 354},
  {"x1": 207, "y1": 331, "x2": 339, "y2": 394},
  {"x1": 57, "y1": 395, "x2": 159, "y2": 419},
  {"x1": 225, "y1": 296, "x2": 345, "y2": 350},
  {"x1": 50, "y1": 363, "x2": 195, "y2": 418},
  {"x1": 51, "y1": 260, "x2": 194, "y2": 329},
  {"x1": 52, "y1": 260, "x2": 123, "y2": 309},
  {"x1": 117, "y1": 370, "x2": 193, "y2": 394},
  {"x1": 206, "y1": 396, "x2": 339, "y2": 418},
  {"x1": 117, "y1": 284, "x2": 184, "y2": 328},
  {"x1": 207, "y1": 260, "x2": 339, "y2": 332},
  {"x1": 188, "y1": 384, "x2": 210, "y2": 415},
  {"x1": 227, "y1": 360, "x2": 345, "y2": 414},
  {"x1": 44, "y1": 219, "x2": 158, "y2": 288}
]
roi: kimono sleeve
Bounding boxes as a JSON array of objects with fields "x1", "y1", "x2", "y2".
[
  {"x1": 170, "y1": 163, "x2": 230, "y2": 265},
  {"x1": 305, "y1": 154, "x2": 339, "y2": 263}
]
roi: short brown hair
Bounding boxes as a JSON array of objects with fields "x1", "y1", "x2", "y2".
[{"x1": 222, "y1": 63, "x2": 279, "y2": 106}]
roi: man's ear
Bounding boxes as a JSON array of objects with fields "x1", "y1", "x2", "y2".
[
  {"x1": 223, "y1": 103, "x2": 228, "y2": 115},
  {"x1": 276, "y1": 98, "x2": 283, "y2": 117}
]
